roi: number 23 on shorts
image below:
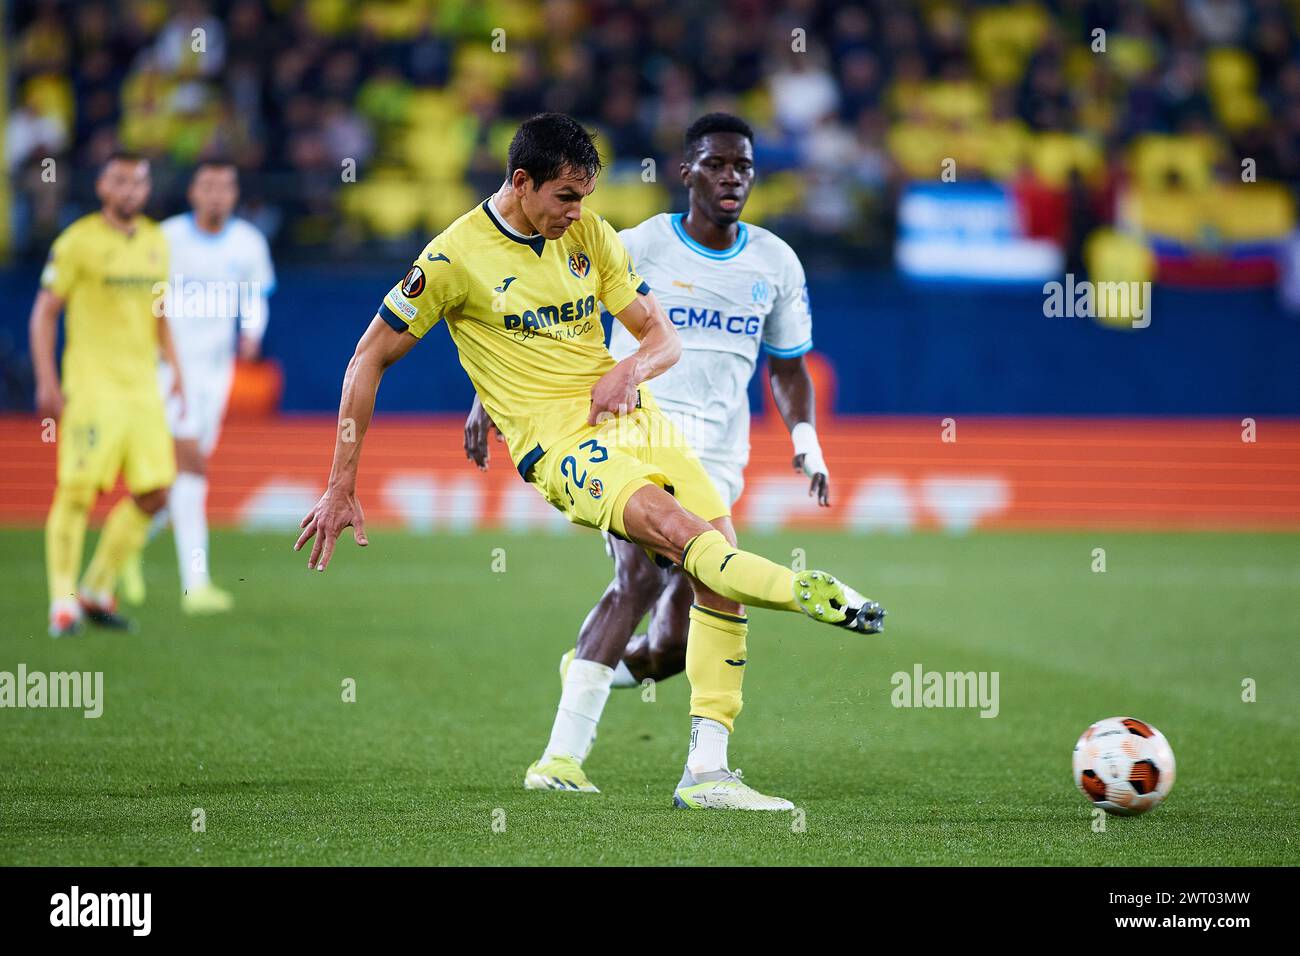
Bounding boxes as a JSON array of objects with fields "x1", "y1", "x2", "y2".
[{"x1": 559, "y1": 437, "x2": 609, "y2": 504}]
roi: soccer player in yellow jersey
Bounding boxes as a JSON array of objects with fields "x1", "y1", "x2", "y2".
[
  {"x1": 295, "y1": 114, "x2": 887, "y2": 809},
  {"x1": 29, "y1": 152, "x2": 183, "y2": 637}
]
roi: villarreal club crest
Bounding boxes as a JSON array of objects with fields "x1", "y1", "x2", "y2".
[{"x1": 568, "y1": 250, "x2": 591, "y2": 279}]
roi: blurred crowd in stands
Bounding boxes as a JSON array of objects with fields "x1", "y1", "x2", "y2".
[{"x1": 6, "y1": 0, "x2": 1300, "y2": 267}]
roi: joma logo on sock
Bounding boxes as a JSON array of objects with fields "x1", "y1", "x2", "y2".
[
  {"x1": 0, "y1": 664, "x2": 103, "y2": 718},
  {"x1": 50, "y1": 886, "x2": 151, "y2": 936},
  {"x1": 890, "y1": 663, "x2": 999, "y2": 718}
]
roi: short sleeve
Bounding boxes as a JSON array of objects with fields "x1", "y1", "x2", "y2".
[
  {"x1": 40, "y1": 230, "x2": 79, "y2": 299},
  {"x1": 762, "y1": 245, "x2": 813, "y2": 358},
  {"x1": 592, "y1": 216, "x2": 648, "y2": 316},
  {"x1": 377, "y1": 243, "x2": 468, "y2": 339}
]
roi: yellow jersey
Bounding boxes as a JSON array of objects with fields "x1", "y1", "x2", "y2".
[
  {"x1": 378, "y1": 198, "x2": 648, "y2": 476},
  {"x1": 41, "y1": 212, "x2": 169, "y2": 402}
]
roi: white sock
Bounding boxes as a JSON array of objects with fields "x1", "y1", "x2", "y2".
[
  {"x1": 610, "y1": 660, "x2": 638, "y2": 688},
  {"x1": 171, "y1": 472, "x2": 210, "y2": 592},
  {"x1": 541, "y1": 659, "x2": 614, "y2": 762},
  {"x1": 686, "y1": 716, "x2": 730, "y2": 775}
]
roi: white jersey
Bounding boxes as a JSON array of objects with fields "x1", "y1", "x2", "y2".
[
  {"x1": 609, "y1": 213, "x2": 812, "y2": 479},
  {"x1": 161, "y1": 213, "x2": 275, "y2": 369}
]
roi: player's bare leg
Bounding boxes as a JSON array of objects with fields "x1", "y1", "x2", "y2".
[
  {"x1": 622, "y1": 552, "x2": 693, "y2": 683},
  {"x1": 572, "y1": 537, "x2": 667, "y2": 669}
]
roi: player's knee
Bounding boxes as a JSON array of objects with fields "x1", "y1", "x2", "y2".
[
  {"x1": 646, "y1": 635, "x2": 687, "y2": 679},
  {"x1": 710, "y1": 516, "x2": 738, "y2": 547},
  {"x1": 174, "y1": 440, "x2": 205, "y2": 475},
  {"x1": 132, "y1": 487, "x2": 169, "y2": 515},
  {"x1": 688, "y1": 579, "x2": 743, "y2": 618},
  {"x1": 614, "y1": 549, "x2": 661, "y2": 597},
  {"x1": 657, "y1": 505, "x2": 712, "y2": 555},
  {"x1": 52, "y1": 483, "x2": 95, "y2": 514}
]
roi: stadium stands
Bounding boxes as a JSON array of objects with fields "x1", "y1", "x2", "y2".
[{"x1": 5, "y1": 0, "x2": 1298, "y2": 273}]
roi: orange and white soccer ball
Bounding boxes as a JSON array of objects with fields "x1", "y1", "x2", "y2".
[{"x1": 1072, "y1": 716, "x2": 1176, "y2": 816}]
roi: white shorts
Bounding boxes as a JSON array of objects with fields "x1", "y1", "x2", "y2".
[
  {"x1": 699, "y1": 459, "x2": 744, "y2": 509},
  {"x1": 160, "y1": 359, "x2": 235, "y2": 456}
]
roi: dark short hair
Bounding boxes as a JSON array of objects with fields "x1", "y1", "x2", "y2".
[
  {"x1": 507, "y1": 112, "x2": 602, "y2": 189},
  {"x1": 684, "y1": 112, "x2": 755, "y2": 158},
  {"x1": 193, "y1": 157, "x2": 238, "y2": 179},
  {"x1": 100, "y1": 150, "x2": 148, "y2": 176}
]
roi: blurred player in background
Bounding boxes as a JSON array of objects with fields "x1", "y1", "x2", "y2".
[
  {"x1": 122, "y1": 159, "x2": 275, "y2": 615},
  {"x1": 465, "y1": 113, "x2": 835, "y2": 805},
  {"x1": 29, "y1": 153, "x2": 182, "y2": 636},
  {"x1": 295, "y1": 112, "x2": 884, "y2": 811}
]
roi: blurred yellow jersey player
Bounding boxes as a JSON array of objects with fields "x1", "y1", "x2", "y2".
[
  {"x1": 296, "y1": 113, "x2": 885, "y2": 812},
  {"x1": 29, "y1": 152, "x2": 183, "y2": 636}
]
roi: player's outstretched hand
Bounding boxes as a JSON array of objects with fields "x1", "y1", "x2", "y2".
[
  {"x1": 589, "y1": 359, "x2": 639, "y2": 425},
  {"x1": 794, "y1": 453, "x2": 831, "y2": 507},
  {"x1": 464, "y1": 399, "x2": 502, "y2": 470},
  {"x1": 294, "y1": 487, "x2": 368, "y2": 571}
]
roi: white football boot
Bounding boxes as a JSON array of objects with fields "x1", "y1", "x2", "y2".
[{"x1": 672, "y1": 767, "x2": 795, "y2": 811}]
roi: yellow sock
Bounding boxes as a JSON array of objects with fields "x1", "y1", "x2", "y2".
[
  {"x1": 46, "y1": 484, "x2": 94, "y2": 605},
  {"x1": 686, "y1": 605, "x2": 748, "y2": 732},
  {"x1": 81, "y1": 498, "x2": 152, "y2": 600},
  {"x1": 680, "y1": 530, "x2": 799, "y2": 612}
]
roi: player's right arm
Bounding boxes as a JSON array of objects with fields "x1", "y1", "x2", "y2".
[
  {"x1": 295, "y1": 318, "x2": 418, "y2": 570},
  {"x1": 296, "y1": 245, "x2": 466, "y2": 570},
  {"x1": 29, "y1": 289, "x2": 66, "y2": 418},
  {"x1": 31, "y1": 229, "x2": 78, "y2": 418}
]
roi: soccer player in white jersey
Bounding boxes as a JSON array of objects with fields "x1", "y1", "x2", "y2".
[
  {"x1": 131, "y1": 159, "x2": 275, "y2": 614},
  {"x1": 465, "y1": 113, "x2": 841, "y2": 806}
]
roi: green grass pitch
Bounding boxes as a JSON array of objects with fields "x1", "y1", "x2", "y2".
[{"x1": 1, "y1": 527, "x2": 1297, "y2": 866}]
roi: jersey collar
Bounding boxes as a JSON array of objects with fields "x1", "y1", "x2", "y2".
[
  {"x1": 482, "y1": 198, "x2": 545, "y2": 257},
  {"x1": 185, "y1": 211, "x2": 234, "y2": 242},
  {"x1": 669, "y1": 213, "x2": 748, "y2": 260}
]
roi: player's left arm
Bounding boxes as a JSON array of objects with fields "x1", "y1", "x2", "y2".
[
  {"x1": 240, "y1": 227, "x2": 276, "y2": 360},
  {"x1": 589, "y1": 217, "x2": 680, "y2": 425},
  {"x1": 769, "y1": 355, "x2": 829, "y2": 506},
  {"x1": 763, "y1": 245, "x2": 829, "y2": 505},
  {"x1": 157, "y1": 312, "x2": 186, "y2": 415},
  {"x1": 149, "y1": 236, "x2": 185, "y2": 412}
]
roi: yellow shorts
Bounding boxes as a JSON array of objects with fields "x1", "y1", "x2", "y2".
[
  {"x1": 57, "y1": 392, "x2": 176, "y2": 495},
  {"x1": 527, "y1": 400, "x2": 729, "y2": 534}
]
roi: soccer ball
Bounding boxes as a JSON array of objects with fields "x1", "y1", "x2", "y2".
[{"x1": 1072, "y1": 716, "x2": 1176, "y2": 816}]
